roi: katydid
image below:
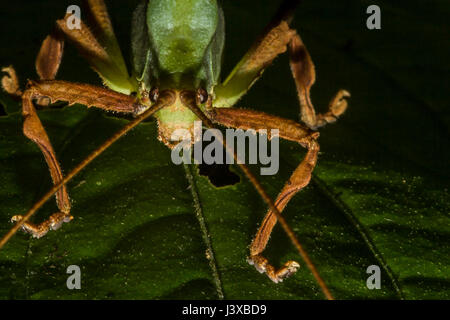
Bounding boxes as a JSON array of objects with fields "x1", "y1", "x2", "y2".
[{"x1": 0, "y1": 0, "x2": 349, "y2": 299}]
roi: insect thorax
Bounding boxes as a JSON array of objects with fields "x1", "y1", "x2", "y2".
[
  {"x1": 153, "y1": 90, "x2": 203, "y2": 148},
  {"x1": 132, "y1": 0, "x2": 225, "y2": 93}
]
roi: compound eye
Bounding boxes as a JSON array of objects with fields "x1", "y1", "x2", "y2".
[
  {"x1": 149, "y1": 87, "x2": 159, "y2": 102},
  {"x1": 196, "y1": 88, "x2": 208, "y2": 104}
]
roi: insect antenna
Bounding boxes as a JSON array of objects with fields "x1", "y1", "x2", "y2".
[
  {"x1": 180, "y1": 93, "x2": 334, "y2": 300},
  {"x1": 0, "y1": 92, "x2": 174, "y2": 251}
]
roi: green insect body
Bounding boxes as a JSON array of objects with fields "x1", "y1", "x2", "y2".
[{"x1": 130, "y1": 0, "x2": 225, "y2": 146}]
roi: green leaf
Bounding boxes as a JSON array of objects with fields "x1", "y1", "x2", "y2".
[{"x1": 0, "y1": 0, "x2": 448, "y2": 299}]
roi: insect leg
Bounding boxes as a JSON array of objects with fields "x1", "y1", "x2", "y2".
[
  {"x1": 213, "y1": 4, "x2": 350, "y2": 129},
  {"x1": 36, "y1": 32, "x2": 64, "y2": 81},
  {"x1": 180, "y1": 93, "x2": 332, "y2": 298},
  {"x1": 2, "y1": 0, "x2": 133, "y2": 102},
  {"x1": 288, "y1": 32, "x2": 350, "y2": 129},
  {"x1": 9, "y1": 80, "x2": 143, "y2": 238},
  {"x1": 213, "y1": 0, "x2": 301, "y2": 109},
  {"x1": 55, "y1": 1, "x2": 136, "y2": 94},
  {"x1": 2, "y1": 28, "x2": 64, "y2": 106},
  {"x1": 213, "y1": 20, "x2": 295, "y2": 109},
  {"x1": 208, "y1": 107, "x2": 321, "y2": 283}
]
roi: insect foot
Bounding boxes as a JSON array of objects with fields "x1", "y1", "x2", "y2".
[
  {"x1": 10, "y1": 212, "x2": 73, "y2": 239},
  {"x1": 248, "y1": 254, "x2": 300, "y2": 283},
  {"x1": 329, "y1": 90, "x2": 351, "y2": 120},
  {"x1": 1, "y1": 66, "x2": 22, "y2": 98}
]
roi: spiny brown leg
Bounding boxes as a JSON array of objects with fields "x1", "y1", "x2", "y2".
[
  {"x1": 10, "y1": 213, "x2": 74, "y2": 239},
  {"x1": 214, "y1": 13, "x2": 350, "y2": 128},
  {"x1": 54, "y1": 1, "x2": 136, "y2": 92},
  {"x1": 208, "y1": 107, "x2": 320, "y2": 283},
  {"x1": 2, "y1": 29, "x2": 64, "y2": 106},
  {"x1": 36, "y1": 32, "x2": 64, "y2": 81},
  {"x1": 34, "y1": 32, "x2": 65, "y2": 106},
  {"x1": 4, "y1": 79, "x2": 143, "y2": 238},
  {"x1": 2, "y1": 0, "x2": 132, "y2": 105},
  {"x1": 2, "y1": 32, "x2": 66, "y2": 238},
  {"x1": 288, "y1": 31, "x2": 350, "y2": 129},
  {"x1": 249, "y1": 141, "x2": 318, "y2": 282},
  {"x1": 1, "y1": 0, "x2": 139, "y2": 238}
]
